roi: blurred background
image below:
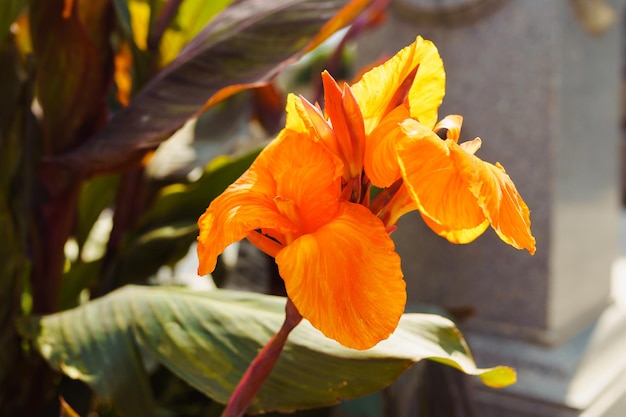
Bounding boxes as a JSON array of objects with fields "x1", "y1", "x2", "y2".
[{"x1": 2, "y1": 0, "x2": 626, "y2": 416}]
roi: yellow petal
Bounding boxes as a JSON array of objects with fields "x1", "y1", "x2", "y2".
[
  {"x1": 449, "y1": 144, "x2": 536, "y2": 254},
  {"x1": 407, "y1": 37, "x2": 446, "y2": 129},
  {"x1": 351, "y1": 36, "x2": 445, "y2": 133},
  {"x1": 396, "y1": 120, "x2": 489, "y2": 243},
  {"x1": 277, "y1": 203, "x2": 406, "y2": 350},
  {"x1": 285, "y1": 93, "x2": 309, "y2": 134},
  {"x1": 419, "y1": 212, "x2": 489, "y2": 245}
]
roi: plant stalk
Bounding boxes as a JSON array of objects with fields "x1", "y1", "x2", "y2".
[{"x1": 221, "y1": 298, "x2": 302, "y2": 417}]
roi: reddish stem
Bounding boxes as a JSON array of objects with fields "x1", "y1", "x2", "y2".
[
  {"x1": 32, "y1": 179, "x2": 82, "y2": 314},
  {"x1": 221, "y1": 298, "x2": 303, "y2": 417}
]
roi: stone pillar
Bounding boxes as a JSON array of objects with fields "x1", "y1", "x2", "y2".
[{"x1": 356, "y1": 1, "x2": 626, "y2": 416}]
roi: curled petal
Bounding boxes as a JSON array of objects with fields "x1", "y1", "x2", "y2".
[
  {"x1": 459, "y1": 137, "x2": 482, "y2": 155},
  {"x1": 277, "y1": 203, "x2": 406, "y2": 350},
  {"x1": 352, "y1": 36, "x2": 445, "y2": 134},
  {"x1": 449, "y1": 145, "x2": 536, "y2": 254},
  {"x1": 433, "y1": 115, "x2": 463, "y2": 143},
  {"x1": 396, "y1": 120, "x2": 489, "y2": 243},
  {"x1": 197, "y1": 167, "x2": 295, "y2": 275}
]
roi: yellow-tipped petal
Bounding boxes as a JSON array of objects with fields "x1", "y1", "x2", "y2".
[
  {"x1": 434, "y1": 115, "x2": 463, "y2": 143},
  {"x1": 352, "y1": 36, "x2": 445, "y2": 134},
  {"x1": 396, "y1": 119, "x2": 489, "y2": 243},
  {"x1": 407, "y1": 37, "x2": 446, "y2": 129},
  {"x1": 449, "y1": 143, "x2": 536, "y2": 254}
]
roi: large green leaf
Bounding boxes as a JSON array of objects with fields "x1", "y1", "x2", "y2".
[
  {"x1": 26, "y1": 286, "x2": 515, "y2": 416},
  {"x1": 98, "y1": 148, "x2": 260, "y2": 288},
  {"x1": 51, "y1": 0, "x2": 370, "y2": 174}
]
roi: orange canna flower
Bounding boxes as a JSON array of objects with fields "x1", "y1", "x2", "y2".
[
  {"x1": 287, "y1": 35, "x2": 535, "y2": 253},
  {"x1": 197, "y1": 129, "x2": 406, "y2": 350},
  {"x1": 198, "y1": 35, "x2": 535, "y2": 352}
]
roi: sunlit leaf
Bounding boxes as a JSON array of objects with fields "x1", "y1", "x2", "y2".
[
  {"x1": 127, "y1": 0, "x2": 151, "y2": 50},
  {"x1": 157, "y1": 0, "x2": 234, "y2": 66},
  {"x1": 26, "y1": 286, "x2": 515, "y2": 416},
  {"x1": 50, "y1": 0, "x2": 371, "y2": 174}
]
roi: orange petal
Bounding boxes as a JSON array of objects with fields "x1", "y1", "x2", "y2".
[
  {"x1": 286, "y1": 93, "x2": 346, "y2": 167},
  {"x1": 396, "y1": 119, "x2": 489, "y2": 243},
  {"x1": 197, "y1": 167, "x2": 294, "y2": 276},
  {"x1": 449, "y1": 145, "x2": 536, "y2": 254},
  {"x1": 433, "y1": 115, "x2": 463, "y2": 143},
  {"x1": 351, "y1": 36, "x2": 445, "y2": 134},
  {"x1": 277, "y1": 203, "x2": 406, "y2": 350},
  {"x1": 197, "y1": 130, "x2": 343, "y2": 274},
  {"x1": 364, "y1": 106, "x2": 410, "y2": 188},
  {"x1": 381, "y1": 184, "x2": 418, "y2": 228},
  {"x1": 322, "y1": 71, "x2": 366, "y2": 178},
  {"x1": 268, "y1": 133, "x2": 343, "y2": 233},
  {"x1": 303, "y1": 0, "x2": 371, "y2": 53}
]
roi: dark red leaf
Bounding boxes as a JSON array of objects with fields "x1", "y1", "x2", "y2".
[{"x1": 50, "y1": 0, "x2": 371, "y2": 175}]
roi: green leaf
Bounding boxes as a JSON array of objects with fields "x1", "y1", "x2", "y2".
[
  {"x1": 110, "y1": 222, "x2": 198, "y2": 285},
  {"x1": 100, "y1": 148, "x2": 259, "y2": 287},
  {"x1": 26, "y1": 286, "x2": 515, "y2": 416},
  {"x1": 76, "y1": 174, "x2": 119, "y2": 249},
  {"x1": 51, "y1": 0, "x2": 370, "y2": 174},
  {"x1": 157, "y1": 0, "x2": 234, "y2": 66},
  {"x1": 138, "y1": 147, "x2": 260, "y2": 231}
]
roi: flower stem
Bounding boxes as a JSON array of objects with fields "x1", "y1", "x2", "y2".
[{"x1": 221, "y1": 298, "x2": 303, "y2": 417}]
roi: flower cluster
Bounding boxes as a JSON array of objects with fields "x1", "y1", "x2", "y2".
[{"x1": 197, "y1": 37, "x2": 535, "y2": 350}]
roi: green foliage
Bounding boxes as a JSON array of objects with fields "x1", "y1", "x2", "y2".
[{"x1": 24, "y1": 286, "x2": 515, "y2": 416}]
